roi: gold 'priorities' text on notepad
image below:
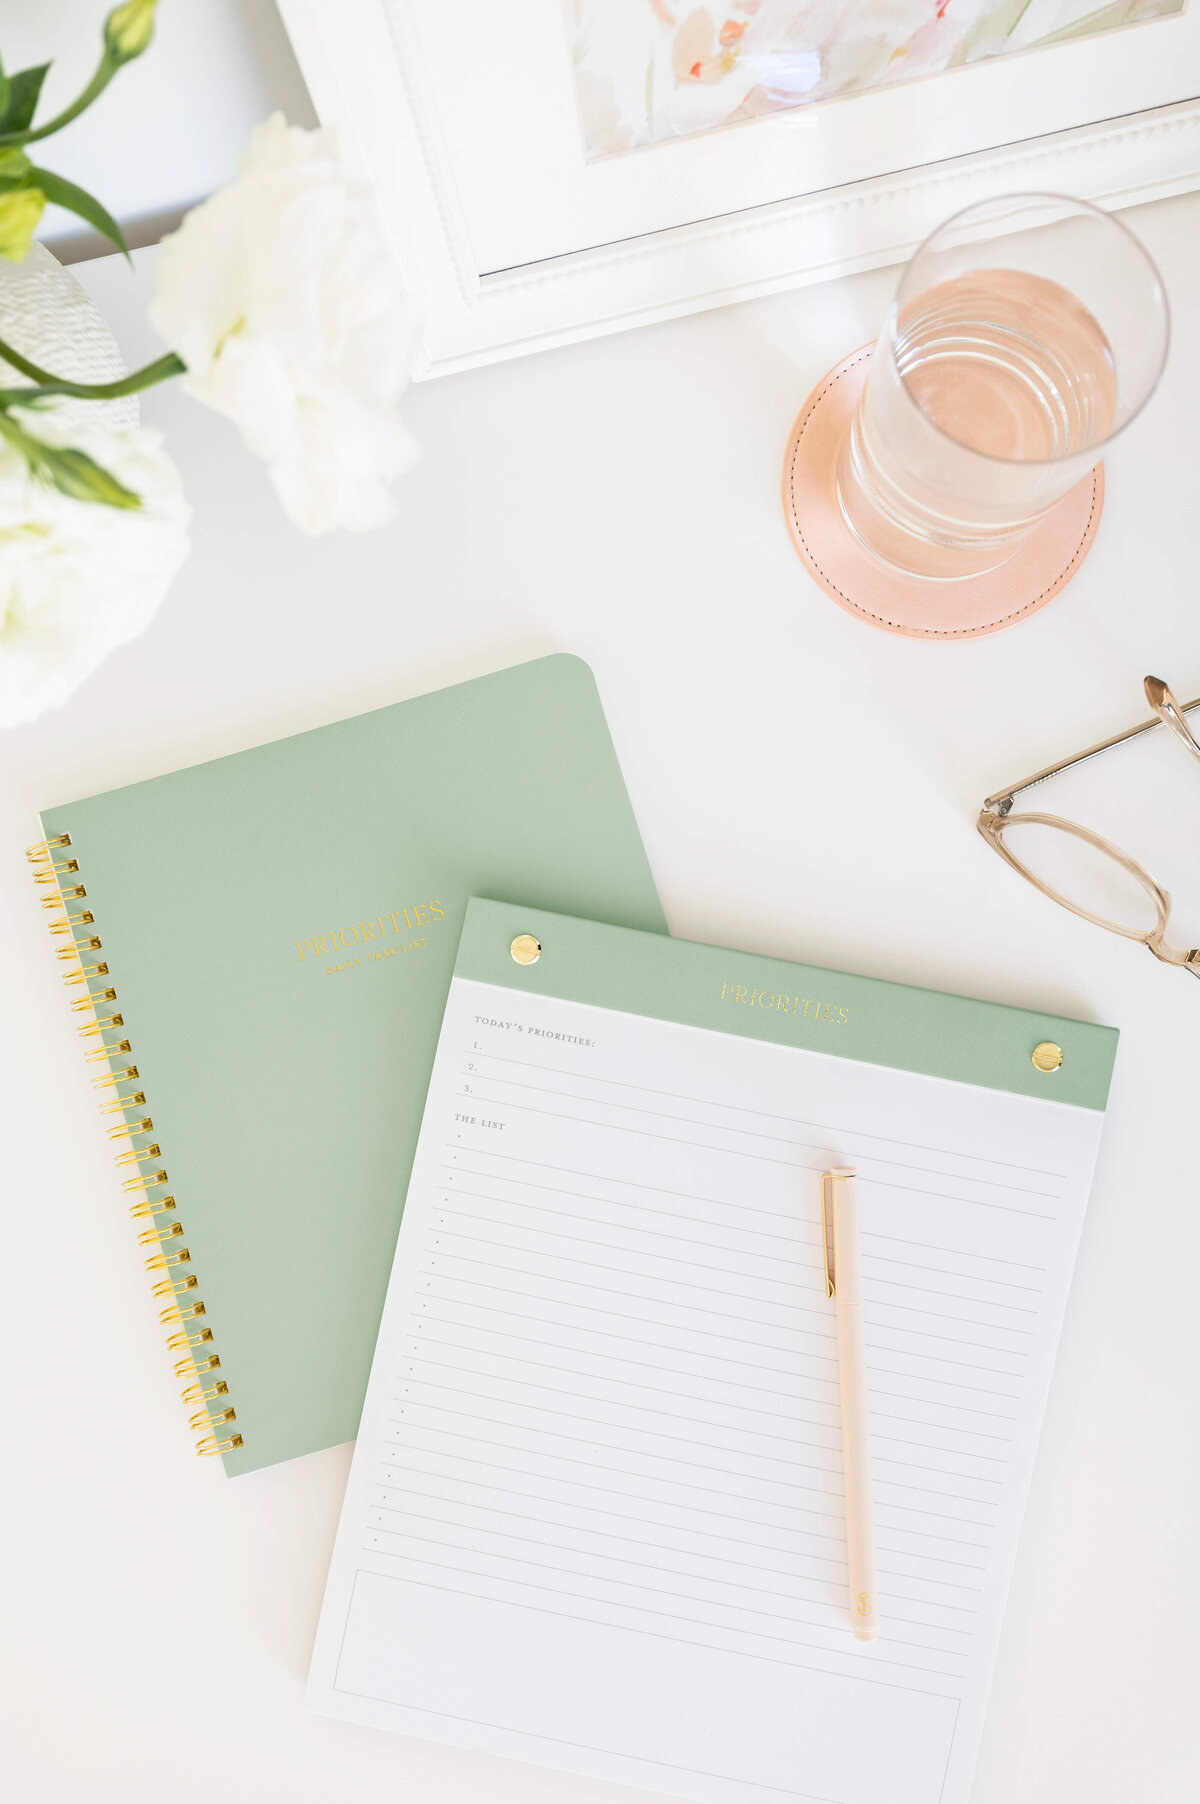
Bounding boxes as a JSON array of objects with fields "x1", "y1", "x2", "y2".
[{"x1": 720, "y1": 979, "x2": 849, "y2": 1026}]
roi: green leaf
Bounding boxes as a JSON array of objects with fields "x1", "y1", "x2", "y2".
[
  {"x1": 0, "y1": 408, "x2": 141, "y2": 509},
  {"x1": 29, "y1": 166, "x2": 129, "y2": 259},
  {"x1": 0, "y1": 146, "x2": 32, "y2": 181},
  {"x1": 0, "y1": 64, "x2": 50, "y2": 135},
  {"x1": 39, "y1": 441, "x2": 142, "y2": 508},
  {"x1": 0, "y1": 69, "x2": 10, "y2": 130}
]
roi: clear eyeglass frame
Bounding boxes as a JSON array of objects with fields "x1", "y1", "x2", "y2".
[{"x1": 977, "y1": 676, "x2": 1200, "y2": 978}]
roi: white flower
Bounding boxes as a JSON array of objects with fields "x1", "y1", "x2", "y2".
[
  {"x1": 0, "y1": 419, "x2": 190, "y2": 728},
  {"x1": 150, "y1": 114, "x2": 419, "y2": 535}
]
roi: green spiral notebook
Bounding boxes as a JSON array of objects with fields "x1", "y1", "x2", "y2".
[{"x1": 29, "y1": 655, "x2": 666, "y2": 1475}]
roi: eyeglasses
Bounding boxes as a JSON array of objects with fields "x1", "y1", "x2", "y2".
[{"x1": 978, "y1": 676, "x2": 1200, "y2": 979}]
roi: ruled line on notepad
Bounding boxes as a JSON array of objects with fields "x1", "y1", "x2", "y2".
[
  {"x1": 411, "y1": 1320, "x2": 1017, "y2": 1428},
  {"x1": 442, "y1": 1153, "x2": 1059, "y2": 1255},
  {"x1": 389, "y1": 1378, "x2": 1000, "y2": 1521},
  {"x1": 399, "y1": 1343, "x2": 1011, "y2": 1473},
  {"x1": 402, "y1": 1348, "x2": 847, "y2": 1444},
  {"x1": 360, "y1": 1513, "x2": 968, "y2": 1654},
  {"x1": 435, "y1": 1240, "x2": 1037, "y2": 1345},
  {"x1": 462, "y1": 1049, "x2": 1067, "y2": 1180},
  {"x1": 427, "y1": 1238, "x2": 843, "y2": 1326},
  {"x1": 370, "y1": 1477, "x2": 984, "y2": 1617},
  {"x1": 415, "y1": 1291, "x2": 1032, "y2": 1399},
  {"x1": 400, "y1": 1342, "x2": 1010, "y2": 1450},
  {"x1": 363, "y1": 1490, "x2": 979, "y2": 1635},
  {"x1": 383, "y1": 1446, "x2": 850, "y2": 1558},
  {"x1": 371, "y1": 1464, "x2": 981, "y2": 1609},
  {"x1": 449, "y1": 1097, "x2": 1058, "y2": 1218},
  {"x1": 413, "y1": 1283, "x2": 841, "y2": 1366},
  {"x1": 427, "y1": 1211, "x2": 1039, "y2": 1324},
  {"x1": 434, "y1": 1186, "x2": 1046, "y2": 1301},
  {"x1": 371, "y1": 1486, "x2": 974, "y2": 1630},
  {"x1": 359, "y1": 1520, "x2": 865, "y2": 1643},
  {"x1": 458, "y1": 1073, "x2": 1060, "y2": 1201},
  {"x1": 381, "y1": 1417, "x2": 996, "y2": 1554},
  {"x1": 343, "y1": 1566, "x2": 962, "y2": 1703},
  {"x1": 355, "y1": 1538, "x2": 967, "y2": 1679},
  {"x1": 372, "y1": 1479, "x2": 853, "y2": 1581},
  {"x1": 383, "y1": 1407, "x2": 855, "y2": 1516},
  {"x1": 423, "y1": 1263, "x2": 1033, "y2": 1361},
  {"x1": 438, "y1": 1171, "x2": 1049, "y2": 1290},
  {"x1": 358, "y1": 1528, "x2": 970, "y2": 1673},
  {"x1": 414, "y1": 1301, "x2": 1026, "y2": 1396},
  {"x1": 374, "y1": 1447, "x2": 991, "y2": 1587}
]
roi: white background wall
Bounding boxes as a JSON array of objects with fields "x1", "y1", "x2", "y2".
[{"x1": 0, "y1": 0, "x2": 315, "y2": 258}]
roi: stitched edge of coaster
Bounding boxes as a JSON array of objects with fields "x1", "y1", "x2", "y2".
[{"x1": 783, "y1": 352, "x2": 1101, "y2": 640}]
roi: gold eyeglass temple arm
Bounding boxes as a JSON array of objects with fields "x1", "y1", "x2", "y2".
[{"x1": 982, "y1": 678, "x2": 1200, "y2": 815}]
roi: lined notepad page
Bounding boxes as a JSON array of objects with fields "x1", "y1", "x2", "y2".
[{"x1": 308, "y1": 978, "x2": 1106, "y2": 1804}]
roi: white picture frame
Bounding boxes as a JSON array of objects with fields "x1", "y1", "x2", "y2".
[{"x1": 278, "y1": 0, "x2": 1200, "y2": 378}]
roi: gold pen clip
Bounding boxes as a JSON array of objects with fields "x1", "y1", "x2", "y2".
[{"x1": 821, "y1": 1172, "x2": 835, "y2": 1299}]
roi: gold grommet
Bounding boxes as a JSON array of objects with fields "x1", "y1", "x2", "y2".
[
  {"x1": 510, "y1": 933, "x2": 541, "y2": 966},
  {"x1": 1032, "y1": 1041, "x2": 1063, "y2": 1074}
]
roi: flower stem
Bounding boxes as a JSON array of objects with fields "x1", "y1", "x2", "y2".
[
  {"x1": 0, "y1": 333, "x2": 185, "y2": 400},
  {"x1": 0, "y1": 57, "x2": 116, "y2": 147}
]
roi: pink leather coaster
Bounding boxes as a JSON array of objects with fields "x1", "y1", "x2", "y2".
[{"x1": 781, "y1": 346, "x2": 1105, "y2": 641}]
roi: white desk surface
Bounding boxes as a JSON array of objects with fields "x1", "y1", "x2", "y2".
[{"x1": 2, "y1": 199, "x2": 1198, "y2": 1803}]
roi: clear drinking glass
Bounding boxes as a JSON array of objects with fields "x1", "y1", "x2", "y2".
[{"x1": 836, "y1": 194, "x2": 1169, "y2": 581}]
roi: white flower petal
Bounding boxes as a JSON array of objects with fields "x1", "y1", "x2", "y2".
[
  {"x1": 0, "y1": 421, "x2": 190, "y2": 728},
  {"x1": 150, "y1": 115, "x2": 419, "y2": 535}
]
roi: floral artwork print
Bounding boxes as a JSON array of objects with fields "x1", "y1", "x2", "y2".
[{"x1": 565, "y1": 0, "x2": 1188, "y2": 159}]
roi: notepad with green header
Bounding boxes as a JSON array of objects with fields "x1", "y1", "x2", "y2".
[
  {"x1": 455, "y1": 899, "x2": 1118, "y2": 1111},
  {"x1": 306, "y1": 896, "x2": 1119, "y2": 1804},
  {"x1": 32, "y1": 656, "x2": 666, "y2": 1475}
]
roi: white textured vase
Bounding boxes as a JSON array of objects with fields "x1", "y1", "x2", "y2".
[{"x1": 0, "y1": 242, "x2": 137, "y2": 432}]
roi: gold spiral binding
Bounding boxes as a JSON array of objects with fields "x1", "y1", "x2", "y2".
[
  {"x1": 63, "y1": 963, "x2": 109, "y2": 988},
  {"x1": 122, "y1": 1171, "x2": 169, "y2": 1196},
  {"x1": 93, "y1": 1063, "x2": 138, "y2": 1090},
  {"x1": 166, "y1": 1325, "x2": 213, "y2": 1353},
  {"x1": 109, "y1": 1117, "x2": 154, "y2": 1142},
  {"x1": 195, "y1": 1432, "x2": 243, "y2": 1457},
  {"x1": 27, "y1": 835, "x2": 241, "y2": 1461},
  {"x1": 181, "y1": 1374, "x2": 227, "y2": 1401},
  {"x1": 49, "y1": 910, "x2": 95, "y2": 935},
  {"x1": 128, "y1": 1193, "x2": 176, "y2": 1219},
  {"x1": 145, "y1": 1247, "x2": 191, "y2": 1273},
  {"x1": 28, "y1": 834, "x2": 70, "y2": 859},
  {"x1": 152, "y1": 1272, "x2": 198, "y2": 1299},
  {"x1": 77, "y1": 1017, "x2": 123, "y2": 1046},
  {"x1": 33, "y1": 857, "x2": 78, "y2": 883},
  {"x1": 100, "y1": 1090, "x2": 146, "y2": 1114},
  {"x1": 137, "y1": 1220, "x2": 183, "y2": 1247},
  {"x1": 188, "y1": 1404, "x2": 235, "y2": 1433},
  {"x1": 57, "y1": 938, "x2": 103, "y2": 959},
  {"x1": 159, "y1": 1298, "x2": 205, "y2": 1326},
  {"x1": 114, "y1": 1140, "x2": 161, "y2": 1165},
  {"x1": 69, "y1": 986, "x2": 116, "y2": 1011}
]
